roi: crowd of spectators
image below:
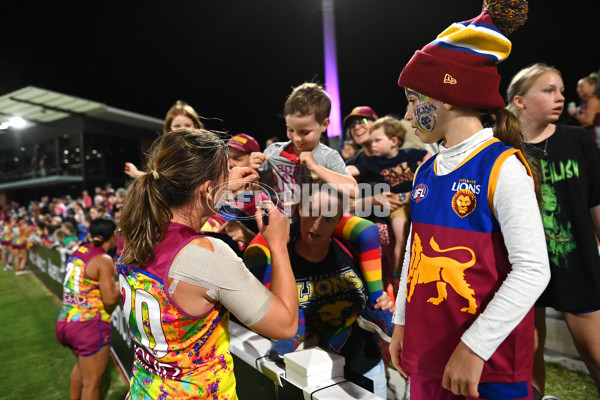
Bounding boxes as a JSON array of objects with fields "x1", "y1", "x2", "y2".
[{"x1": 1, "y1": 184, "x2": 125, "y2": 267}]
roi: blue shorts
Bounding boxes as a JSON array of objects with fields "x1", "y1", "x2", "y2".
[
  {"x1": 409, "y1": 373, "x2": 533, "y2": 400},
  {"x1": 56, "y1": 319, "x2": 112, "y2": 356}
]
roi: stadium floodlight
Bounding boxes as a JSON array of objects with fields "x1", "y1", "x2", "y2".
[{"x1": 9, "y1": 116, "x2": 27, "y2": 128}]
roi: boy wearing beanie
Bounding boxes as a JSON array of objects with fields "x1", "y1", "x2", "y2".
[{"x1": 389, "y1": 1, "x2": 550, "y2": 399}]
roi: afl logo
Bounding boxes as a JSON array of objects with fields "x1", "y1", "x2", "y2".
[{"x1": 411, "y1": 184, "x2": 428, "y2": 202}]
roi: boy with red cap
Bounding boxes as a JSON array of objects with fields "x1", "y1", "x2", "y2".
[
  {"x1": 389, "y1": 1, "x2": 550, "y2": 399},
  {"x1": 201, "y1": 133, "x2": 263, "y2": 251},
  {"x1": 227, "y1": 133, "x2": 260, "y2": 169}
]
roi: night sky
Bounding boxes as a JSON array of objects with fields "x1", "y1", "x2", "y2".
[{"x1": 2, "y1": 0, "x2": 598, "y2": 147}]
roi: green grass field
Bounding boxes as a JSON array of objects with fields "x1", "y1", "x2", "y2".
[
  {"x1": 0, "y1": 268, "x2": 129, "y2": 400},
  {"x1": 0, "y1": 267, "x2": 596, "y2": 399}
]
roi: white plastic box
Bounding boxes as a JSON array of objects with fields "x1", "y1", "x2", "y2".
[{"x1": 283, "y1": 347, "x2": 345, "y2": 387}]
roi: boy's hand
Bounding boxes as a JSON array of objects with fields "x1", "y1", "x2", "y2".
[
  {"x1": 442, "y1": 340, "x2": 484, "y2": 397},
  {"x1": 389, "y1": 325, "x2": 409, "y2": 379},
  {"x1": 374, "y1": 291, "x2": 394, "y2": 311},
  {"x1": 298, "y1": 151, "x2": 318, "y2": 171},
  {"x1": 250, "y1": 152, "x2": 268, "y2": 170},
  {"x1": 373, "y1": 192, "x2": 402, "y2": 213}
]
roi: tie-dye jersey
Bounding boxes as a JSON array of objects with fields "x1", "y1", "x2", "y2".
[
  {"x1": 1, "y1": 224, "x2": 12, "y2": 242},
  {"x1": 57, "y1": 244, "x2": 111, "y2": 323},
  {"x1": 11, "y1": 226, "x2": 24, "y2": 246},
  {"x1": 118, "y1": 223, "x2": 237, "y2": 400}
]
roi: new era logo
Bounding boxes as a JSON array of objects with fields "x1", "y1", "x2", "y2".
[{"x1": 444, "y1": 74, "x2": 457, "y2": 84}]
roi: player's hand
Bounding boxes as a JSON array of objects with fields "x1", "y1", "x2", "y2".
[
  {"x1": 442, "y1": 340, "x2": 484, "y2": 397},
  {"x1": 250, "y1": 152, "x2": 268, "y2": 170},
  {"x1": 254, "y1": 201, "x2": 289, "y2": 249},
  {"x1": 228, "y1": 167, "x2": 259, "y2": 192}
]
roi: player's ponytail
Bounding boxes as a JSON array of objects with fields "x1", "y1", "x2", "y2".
[{"x1": 89, "y1": 217, "x2": 117, "y2": 247}]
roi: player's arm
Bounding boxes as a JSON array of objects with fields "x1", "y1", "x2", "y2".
[
  {"x1": 95, "y1": 254, "x2": 121, "y2": 313},
  {"x1": 247, "y1": 202, "x2": 298, "y2": 339}
]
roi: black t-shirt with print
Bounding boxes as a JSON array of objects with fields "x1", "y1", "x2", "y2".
[
  {"x1": 527, "y1": 124, "x2": 600, "y2": 311},
  {"x1": 353, "y1": 148, "x2": 428, "y2": 194},
  {"x1": 289, "y1": 238, "x2": 382, "y2": 376}
]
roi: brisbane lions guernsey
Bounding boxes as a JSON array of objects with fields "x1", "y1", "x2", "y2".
[
  {"x1": 118, "y1": 223, "x2": 236, "y2": 399},
  {"x1": 58, "y1": 243, "x2": 111, "y2": 323},
  {"x1": 403, "y1": 138, "x2": 534, "y2": 383}
]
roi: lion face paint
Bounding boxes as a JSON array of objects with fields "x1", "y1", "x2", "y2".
[{"x1": 406, "y1": 88, "x2": 439, "y2": 135}]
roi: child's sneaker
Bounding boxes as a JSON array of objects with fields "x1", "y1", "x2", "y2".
[
  {"x1": 3, "y1": 265, "x2": 13, "y2": 271},
  {"x1": 357, "y1": 305, "x2": 394, "y2": 343}
]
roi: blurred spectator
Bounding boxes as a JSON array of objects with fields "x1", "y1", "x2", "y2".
[
  {"x1": 114, "y1": 188, "x2": 127, "y2": 212},
  {"x1": 265, "y1": 136, "x2": 280, "y2": 149},
  {"x1": 63, "y1": 208, "x2": 78, "y2": 229},
  {"x1": 82, "y1": 190, "x2": 92, "y2": 209},
  {"x1": 71, "y1": 200, "x2": 87, "y2": 233},
  {"x1": 89, "y1": 205, "x2": 106, "y2": 220},
  {"x1": 54, "y1": 197, "x2": 67, "y2": 218},
  {"x1": 93, "y1": 194, "x2": 104, "y2": 208},
  {"x1": 341, "y1": 141, "x2": 358, "y2": 160},
  {"x1": 39, "y1": 196, "x2": 50, "y2": 215}
]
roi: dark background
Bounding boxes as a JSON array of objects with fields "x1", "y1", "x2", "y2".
[{"x1": 2, "y1": 0, "x2": 598, "y2": 148}]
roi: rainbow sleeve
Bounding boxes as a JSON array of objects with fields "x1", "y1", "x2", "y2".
[
  {"x1": 244, "y1": 213, "x2": 383, "y2": 306},
  {"x1": 243, "y1": 234, "x2": 272, "y2": 289},
  {"x1": 333, "y1": 214, "x2": 383, "y2": 306}
]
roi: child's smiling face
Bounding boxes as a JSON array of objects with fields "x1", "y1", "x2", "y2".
[{"x1": 285, "y1": 112, "x2": 329, "y2": 155}]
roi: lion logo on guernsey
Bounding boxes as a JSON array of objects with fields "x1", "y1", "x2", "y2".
[
  {"x1": 452, "y1": 189, "x2": 477, "y2": 218},
  {"x1": 407, "y1": 233, "x2": 477, "y2": 314},
  {"x1": 411, "y1": 183, "x2": 428, "y2": 203}
]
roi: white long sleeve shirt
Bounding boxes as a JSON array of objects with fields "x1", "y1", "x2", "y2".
[{"x1": 392, "y1": 128, "x2": 550, "y2": 361}]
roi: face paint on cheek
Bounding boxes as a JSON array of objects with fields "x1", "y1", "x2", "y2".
[
  {"x1": 406, "y1": 88, "x2": 438, "y2": 135},
  {"x1": 415, "y1": 97, "x2": 438, "y2": 134}
]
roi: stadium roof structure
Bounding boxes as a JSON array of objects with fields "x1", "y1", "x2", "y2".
[{"x1": 0, "y1": 86, "x2": 163, "y2": 132}]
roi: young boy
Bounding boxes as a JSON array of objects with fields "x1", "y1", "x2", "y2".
[
  {"x1": 347, "y1": 116, "x2": 430, "y2": 282},
  {"x1": 390, "y1": 1, "x2": 550, "y2": 399},
  {"x1": 249, "y1": 83, "x2": 394, "y2": 343},
  {"x1": 250, "y1": 82, "x2": 357, "y2": 221},
  {"x1": 227, "y1": 133, "x2": 260, "y2": 169}
]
